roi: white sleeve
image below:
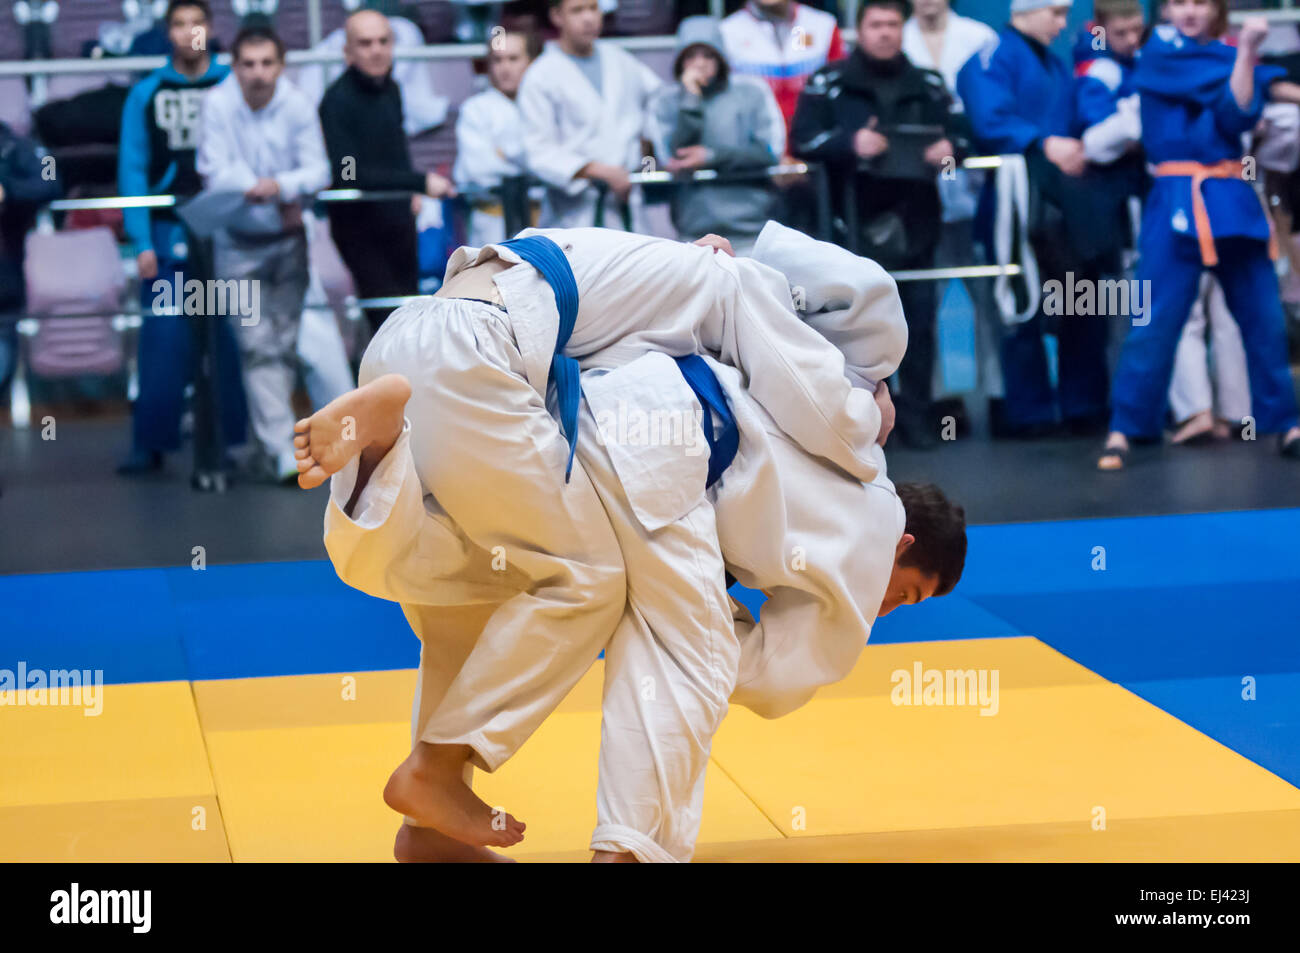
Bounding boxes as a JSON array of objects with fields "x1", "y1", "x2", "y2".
[
  {"x1": 197, "y1": 97, "x2": 257, "y2": 193},
  {"x1": 750, "y1": 220, "x2": 907, "y2": 389},
  {"x1": 518, "y1": 64, "x2": 592, "y2": 192},
  {"x1": 453, "y1": 97, "x2": 522, "y2": 190},
  {"x1": 716, "y1": 257, "x2": 886, "y2": 483},
  {"x1": 1081, "y1": 93, "x2": 1142, "y2": 165},
  {"x1": 323, "y1": 422, "x2": 505, "y2": 606},
  {"x1": 276, "y1": 101, "x2": 332, "y2": 198}
]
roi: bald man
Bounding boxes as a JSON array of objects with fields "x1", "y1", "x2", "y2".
[{"x1": 318, "y1": 9, "x2": 456, "y2": 332}]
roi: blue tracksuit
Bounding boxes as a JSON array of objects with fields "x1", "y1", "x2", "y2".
[
  {"x1": 118, "y1": 59, "x2": 246, "y2": 455},
  {"x1": 1110, "y1": 25, "x2": 1299, "y2": 438},
  {"x1": 1075, "y1": 47, "x2": 1139, "y2": 131},
  {"x1": 958, "y1": 27, "x2": 1110, "y2": 431}
]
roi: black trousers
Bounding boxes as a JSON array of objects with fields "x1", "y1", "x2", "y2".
[{"x1": 330, "y1": 208, "x2": 419, "y2": 334}]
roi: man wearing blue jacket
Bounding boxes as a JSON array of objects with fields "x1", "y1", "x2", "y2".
[
  {"x1": 958, "y1": 0, "x2": 1111, "y2": 439},
  {"x1": 117, "y1": 0, "x2": 247, "y2": 474}
]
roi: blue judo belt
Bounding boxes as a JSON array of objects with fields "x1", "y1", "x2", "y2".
[
  {"x1": 500, "y1": 235, "x2": 583, "y2": 479},
  {"x1": 674, "y1": 354, "x2": 738, "y2": 488},
  {"x1": 498, "y1": 235, "x2": 738, "y2": 487}
]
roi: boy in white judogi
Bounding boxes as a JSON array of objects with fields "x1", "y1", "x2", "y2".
[
  {"x1": 454, "y1": 28, "x2": 539, "y2": 247},
  {"x1": 518, "y1": 0, "x2": 661, "y2": 230},
  {"x1": 297, "y1": 225, "x2": 896, "y2": 852},
  {"x1": 311, "y1": 224, "x2": 965, "y2": 862}
]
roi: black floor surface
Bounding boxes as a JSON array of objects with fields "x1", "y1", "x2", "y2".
[{"x1": 2, "y1": 412, "x2": 1298, "y2": 575}]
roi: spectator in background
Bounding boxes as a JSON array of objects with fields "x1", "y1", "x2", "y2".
[
  {"x1": 454, "y1": 25, "x2": 542, "y2": 246},
  {"x1": 792, "y1": 0, "x2": 964, "y2": 448},
  {"x1": 721, "y1": 0, "x2": 846, "y2": 137},
  {"x1": 649, "y1": 16, "x2": 785, "y2": 254},
  {"x1": 519, "y1": 0, "x2": 662, "y2": 230},
  {"x1": 117, "y1": 0, "x2": 248, "y2": 475},
  {"x1": 958, "y1": 1, "x2": 1111, "y2": 440},
  {"x1": 198, "y1": 27, "x2": 331, "y2": 484},
  {"x1": 903, "y1": 0, "x2": 1002, "y2": 429},
  {"x1": 319, "y1": 9, "x2": 456, "y2": 334},
  {"x1": 0, "y1": 122, "x2": 61, "y2": 411}
]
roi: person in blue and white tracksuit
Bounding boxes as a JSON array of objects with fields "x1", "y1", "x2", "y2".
[
  {"x1": 116, "y1": 0, "x2": 248, "y2": 475},
  {"x1": 958, "y1": 0, "x2": 1112, "y2": 439},
  {"x1": 1098, "y1": 2, "x2": 1300, "y2": 469}
]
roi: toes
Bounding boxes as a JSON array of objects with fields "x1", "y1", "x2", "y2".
[
  {"x1": 298, "y1": 465, "x2": 328, "y2": 489},
  {"x1": 293, "y1": 433, "x2": 310, "y2": 450},
  {"x1": 296, "y1": 455, "x2": 315, "y2": 472}
]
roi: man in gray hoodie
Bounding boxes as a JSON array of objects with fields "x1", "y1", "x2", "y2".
[{"x1": 649, "y1": 16, "x2": 786, "y2": 255}]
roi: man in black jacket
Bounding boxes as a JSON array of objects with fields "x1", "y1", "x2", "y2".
[
  {"x1": 791, "y1": 0, "x2": 966, "y2": 448},
  {"x1": 319, "y1": 9, "x2": 455, "y2": 333}
]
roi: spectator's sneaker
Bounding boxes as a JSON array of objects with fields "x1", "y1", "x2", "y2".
[
  {"x1": 116, "y1": 449, "x2": 163, "y2": 475},
  {"x1": 1281, "y1": 433, "x2": 1300, "y2": 460}
]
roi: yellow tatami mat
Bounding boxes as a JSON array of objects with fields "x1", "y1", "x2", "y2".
[{"x1": 3, "y1": 637, "x2": 1298, "y2": 861}]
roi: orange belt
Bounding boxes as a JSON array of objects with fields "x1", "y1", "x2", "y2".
[{"x1": 1154, "y1": 159, "x2": 1279, "y2": 267}]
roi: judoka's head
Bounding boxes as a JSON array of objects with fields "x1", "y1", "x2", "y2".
[
  {"x1": 1162, "y1": 0, "x2": 1225, "y2": 39},
  {"x1": 165, "y1": 0, "x2": 211, "y2": 66},
  {"x1": 550, "y1": 0, "x2": 604, "y2": 53},
  {"x1": 1010, "y1": 0, "x2": 1072, "y2": 46},
  {"x1": 488, "y1": 27, "x2": 542, "y2": 98},
  {"x1": 877, "y1": 483, "x2": 967, "y2": 617},
  {"x1": 231, "y1": 26, "x2": 284, "y2": 110},
  {"x1": 344, "y1": 9, "x2": 395, "y2": 79},
  {"x1": 857, "y1": 0, "x2": 910, "y2": 62},
  {"x1": 1094, "y1": 0, "x2": 1146, "y2": 58}
]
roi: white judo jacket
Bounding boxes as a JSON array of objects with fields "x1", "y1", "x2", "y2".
[
  {"x1": 517, "y1": 42, "x2": 661, "y2": 229},
  {"x1": 448, "y1": 227, "x2": 894, "y2": 486},
  {"x1": 586, "y1": 221, "x2": 910, "y2": 719}
]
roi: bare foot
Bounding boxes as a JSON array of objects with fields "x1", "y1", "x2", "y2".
[
  {"x1": 394, "y1": 824, "x2": 516, "y2": 863},
  {"x1": 1171, "y1": 410, "x2": 1215, "y2": 445},
  {"x1": 1212, "y1": 419, "x2": 1232, "y2": 440},
  {"x1": 383, "y1": 743, "x2": 526, "y2": 849},
  {"x1": 293, "y1": 373, "x2": 412, "y2": 489},
  {"x1": 1097, "y1": 431, "x2": 1129, "y2": 471},
  {"x1": 591, "y1": 850, "x2": 640, "y2": 863}
]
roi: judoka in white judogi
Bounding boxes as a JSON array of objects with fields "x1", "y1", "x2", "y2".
[
  {"x1": 321, "y1": 224, "x2": 916, "y2": 862},
  {"x1": 517, "y1": 42, "x2": 661, "y2": 230},
  {"x1": 453, "y1": 85, "x2": 530, "y2": 248},
  {"x1": 323, "y1": 226, "x2": 894, "y2": 786}
]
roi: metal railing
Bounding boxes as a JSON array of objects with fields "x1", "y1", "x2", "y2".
[{"x1": 12, "y1": 157, "x2": 1020, "y2": 323}]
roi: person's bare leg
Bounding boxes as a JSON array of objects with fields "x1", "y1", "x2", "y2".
[
  {"x1": 1097, "y1": 430, "x2": 1129, "y2": 471},
  {"x1": 394, "y1": 823, "x2": 516, "y2": 863},
  {"x1": 1171, "y1": 409, "x2": 1214, "y2": 444},
  {"x1": 591, "y1": 850, "x2": 639, "y2": 863},
  {"x1": 293, "y1": 373, "x2": 412, "y2": 490},
  {"x1": 383, "y1": 742, "x2": 526, "y2": 848}
]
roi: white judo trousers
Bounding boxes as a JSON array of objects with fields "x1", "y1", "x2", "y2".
[
  {"x1": 1168, "y1": 274, "x2": 1251, "y2": 424},
  {"x1": 335, "y1": 297, "x2": 625, "y2": 772},
  {"x1": 577, "y1": 354, "x2": 738, "y2": 863}
]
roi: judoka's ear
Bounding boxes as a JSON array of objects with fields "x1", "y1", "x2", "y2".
[{"x1": 895, "y1": 534, "x2": 915, "y2": 559}]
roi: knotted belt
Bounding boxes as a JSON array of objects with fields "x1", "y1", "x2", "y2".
[{"x1": 1154, "y1": 159, "x2": 1279, "y2": 266}]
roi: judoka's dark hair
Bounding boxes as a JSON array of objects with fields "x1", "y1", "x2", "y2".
[
  {"x1": 232, "y1": 25, "x2": 285, "y2": 62},
  {"x1": 1093, "y1": 0, "x2": 1144, "y2": 25},
  {"x1": 895, "y1": 482, "x2": 966, "y2": 598},
  {"x1": 166, "y1": 0, "x2": 211, "y2": 25},
  {"x1": 858, "y1": 0, "x2": 913, "y2": 24}
]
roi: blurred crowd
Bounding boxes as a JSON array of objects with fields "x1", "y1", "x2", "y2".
[{"x1": 1, "y1": 0, "x2": 1299, "y2": 486}]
